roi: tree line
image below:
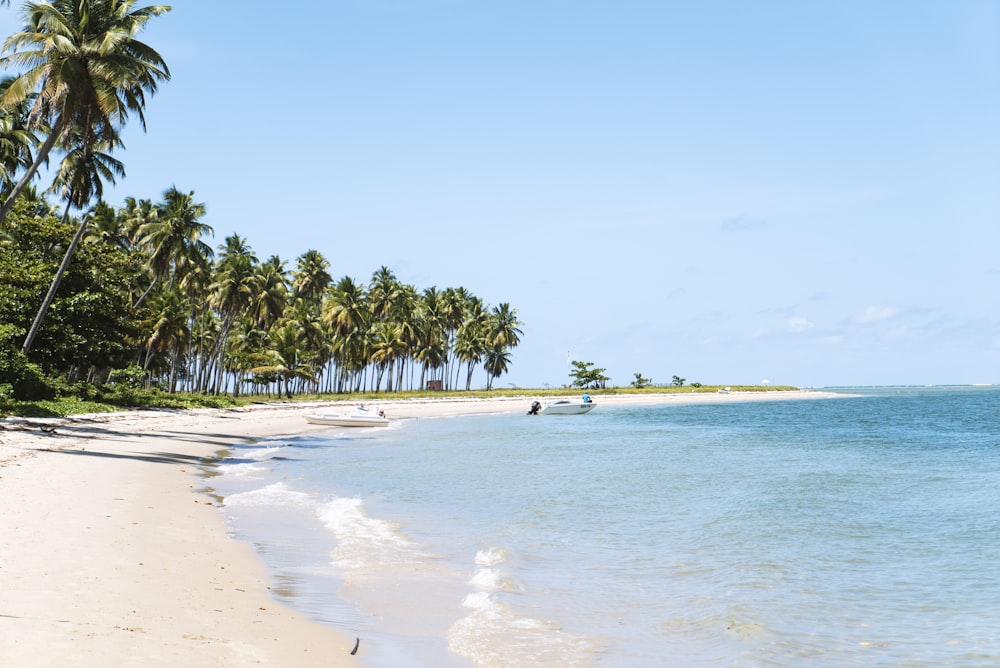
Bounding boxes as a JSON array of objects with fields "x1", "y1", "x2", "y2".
[{"x1": 0, "y1": 1, "x2": 522, "y2": 399}]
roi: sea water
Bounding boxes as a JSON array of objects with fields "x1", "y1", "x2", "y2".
[{"x1": 210, "y1": 387, "x2": 1000, "y2": 667}]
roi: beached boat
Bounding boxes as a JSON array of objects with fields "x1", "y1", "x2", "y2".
[
  {"x1": 538, "y1": 400, "x2": 595, "y2": 415},
  {"x1": 304, "y1": 407, "x2": 389, "y2": 427}
]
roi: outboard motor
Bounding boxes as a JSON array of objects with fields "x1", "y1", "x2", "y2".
[{"x1": 528, "y1": 400, "x2": 542, "y2": 415}]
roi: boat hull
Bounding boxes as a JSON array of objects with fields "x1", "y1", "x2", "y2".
[
  {"x1": 539, "y1": 402, "x2": 595, "y2": 415},
  {"x1": 304, "y1": 414, "x2": 389, "y2": 427}
]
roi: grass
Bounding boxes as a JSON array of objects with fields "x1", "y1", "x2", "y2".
[{"x1": 0, "y1": 384, "x2": 799, "y2": 419}]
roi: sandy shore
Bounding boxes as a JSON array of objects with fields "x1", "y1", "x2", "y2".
[{"x1": 0, "y1": 390, "x2": 841, "y2": 666}]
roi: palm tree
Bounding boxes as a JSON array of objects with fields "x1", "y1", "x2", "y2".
[
  {"x1": 0, "y1": 77, "x2": 39, "y2": 194},
  {"x1": 323, "y1": 276, "x2": 370, "y2": 392},
  {"x1": 478, "y1": 303, "x2": 522, "y2": 390},
  {"x1": 21, "y1": 135, "x2": 123, "y2": 353},
  {"x1": 487, "y1": 302, "x2": 523, "y2": 349},
  {"x1": 369, "y1": 266, "x2": 401, "y2": 322},
  {"x1": 84, "y1": 200, "x2": 130, "y2": 248},
  {"x1": 140, "y1": 287, "x2": 190, "y2": 391},
  {"x1": 483, "y1": 346, "x2": 512, "y2": 390},
  {"x1": 207, "y1": 235, "x2": 258, "y2": 393},
  {"x1": 250, "y1": 320, "x2": 316, "y2": 399},
  {"x1": 250, "y1": 255, "x2": 288, "y2": 330},
  {"x1": 291, "y1": 249, "x2": 331, "y2": 306},
  {"x1": 133, "y1": 187, "x2": 212, "y2": 307},
  {"x1": 0, "y1": 0, "x2": 171, "y2": 223}
]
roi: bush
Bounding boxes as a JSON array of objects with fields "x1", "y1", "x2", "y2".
[
  {"x1": 107, "y1": 365, "x2": 148, "y2": 389},
  {"x1": 12, "y1": 362, "x2": 56, "y2": 401}
]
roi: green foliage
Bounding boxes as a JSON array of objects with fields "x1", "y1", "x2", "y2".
[
  {"x1": 630, "y1": 372, "x2": 652, "y2": 389},
  {"x1": 0, "y1": 205, "x2": 143, "y2": 373},
  {"x1": 671, "y1": 375, "x2": 686, "y2": 387},
  {"x1": 0, "y1": 324, "x2": 54, "y2": 400},
  {"x1": 107, "y1": 365, "x2": 148, "y2": 389},
  {"x1": 568, "y1": 360, "x2": 609, "y2": 388}
]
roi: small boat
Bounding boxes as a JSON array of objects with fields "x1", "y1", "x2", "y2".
[
  {"x1": 538, "y1": 400, "x2": 595, "y2": 415},
  {"x1": 304, "y1": 406, "x2": 389, "y2": 427}
]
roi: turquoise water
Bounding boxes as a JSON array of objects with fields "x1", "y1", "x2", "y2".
[{"x1": 212, "y1": 387, "x2": 1000, "y2": 667}]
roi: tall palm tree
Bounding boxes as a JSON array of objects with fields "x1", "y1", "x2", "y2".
[
  {"x1": 291, "y1": 249, "x2": 331, "y2": 307},
  {"x1": 487, "y1": 302, "x2": 523, "y2": 350},
  {"x1": 140, "y1": 287, "x2": 190, "y2": 391},
  {"x1": 84, "y1": 200, "x2": 129, "y2": 248},
  {"x1": 250, "y1": 255, "x2": 288, "y2": 330},
  {"x1": 0, "y1": 76, "x2": 39, "y2": 194},
  {"x1": 134, "y1": 187, "x2": 212, "y2": 307},
  {"x1": 0, "y1": 0, "x2": 171, "y2": 223},
  {"x1": 21, "y1": 135, "x2": 123, "y2": 353},
  {"x1": 323, "y1": 276, "x2": 370, "y2": 392},
  {"x1": 369, "y1": 266, "x2": 401, "y2": 322},
  {"x1": 207, "y1": 235, "x2": 258, "y2": 393}
]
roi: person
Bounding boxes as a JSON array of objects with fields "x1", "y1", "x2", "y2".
[{"x1": 582, "y1": 393, "x2": 592, "y2": 403}]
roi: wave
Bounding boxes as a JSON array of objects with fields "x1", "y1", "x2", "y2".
[{"x1": 223, "y1": 481, "x2": 317, "y2": 509}]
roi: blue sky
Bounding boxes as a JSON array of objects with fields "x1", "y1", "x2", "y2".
[{"x1": 4, "y1": 1, "x2": 998, "y2": 388}]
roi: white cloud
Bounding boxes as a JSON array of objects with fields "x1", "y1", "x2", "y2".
[
  {"x1": 788, "y1": 317, "x2": 814, "y2": 333},
  {"x1": 856, "y1": 306, "x2": 898, "y2": 323}
]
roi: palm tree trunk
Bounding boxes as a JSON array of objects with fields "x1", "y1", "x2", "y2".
[{"x1": 22, "y1": 208, "x2": 89, "y2": 354}]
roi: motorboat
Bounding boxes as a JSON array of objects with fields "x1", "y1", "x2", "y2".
[
  {"x1": 538, "y1": 400, "x2": 595, "y2": 415},
  {"x1": 304, "y1": 406, "x2": 389, "y2": 427}
]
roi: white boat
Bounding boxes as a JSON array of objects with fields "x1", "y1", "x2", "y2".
[
  {"x1": 539, "y1": 400, "x2": 595, "y2": 415},
  {"x1": 304, "y1": 407, "x2": 389, "y2": 427}
]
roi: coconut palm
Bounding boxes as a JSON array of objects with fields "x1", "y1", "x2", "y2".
[
  {"x1": 250, "y1": 255, "x2": 288, "y2": 330},
  {"x1": 0, "y1": 76, "x2": 39, "y2": 194},
  {"x1": 21, "y1": 135, "x2": 123, "y2": 353},
  {"x1": 483, "y1": 346, "x2": 511, "y2": 390},
  {"x1": 323, "y1": 276, "x2": 370, "y2": 392},
  {"x1": 0, "y1": 0, "x2": 171, "y2": 223},
  {"x1": 291, "y1": 249, "x2": 331, "y2": 306},
  {"x1": 207, "y1": 235, "x2": 259, "y2": 393},
  {"x1": 369, "y1": 266, "x2": 401, "y2": 322},
  {"x1": 455, "y1": 298, "x2": 489, "y2": 390},
  {"x1": 84, "y1": 200, "x2": 130, "y2": 248},
  {"x1": 133, "y1": 187, "x2": 212, "y2": 308},
  {"x1": 250, "y1": 320, "x2": 317, "y2": 399},
  {"x1": 140, "y1": 287, "x2": 190, "y2": 391}
]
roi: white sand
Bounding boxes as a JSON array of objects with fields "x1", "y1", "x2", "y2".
[{"x1": 0, "y1": 390, "x2": 840, "y2": 666}]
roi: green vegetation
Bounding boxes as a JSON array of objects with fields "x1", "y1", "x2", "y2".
[
  {"x1": 568, "y1": 360, "x2": 609, "y2": 389},
  {"x1": 630, "y1": 372, "x2": 652, "y2": 389}
]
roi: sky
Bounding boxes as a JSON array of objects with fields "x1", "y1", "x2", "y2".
[{"x1": 3, "y1": 1, "x2": 998, "y2": 388}]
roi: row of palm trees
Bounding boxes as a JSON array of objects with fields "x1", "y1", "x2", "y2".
[
  {"x1": 0, "y1": 2, "x2": 524, "y2": 395},
  {"x1": 95, "y1": 189, "x2": 524, "y2": 395}
]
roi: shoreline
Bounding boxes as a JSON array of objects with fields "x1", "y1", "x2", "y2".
[{"x1": 0, "y1": 390, "x2": 843, "y2": 665}]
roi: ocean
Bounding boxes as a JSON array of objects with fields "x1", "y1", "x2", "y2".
[{"x1": 209, "y1": 386, "x2": 1000, "y2": 667}]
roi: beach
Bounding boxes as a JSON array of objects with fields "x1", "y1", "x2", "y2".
[{"x1": 0, "y1": 390, "x2": 838, "y2": 666}]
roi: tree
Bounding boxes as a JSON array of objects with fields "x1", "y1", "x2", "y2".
[
  {"x1": 568, "y1": 360, "x2": 608, "y2": 389},
  {"x1": 21, "y1": 136, "x2": 124, "y2": 352},
  {"x1": 671, "y1": 375, "x2": 685, "y2": 387},
  {"x1": 291, "y1": 249, "x2": 331, "y2": 306},
  {"x1": 133, "y1": 187, "x2": 212, "y2": 307},
  {"x1": 0, "y1": 0, "x2": 171, "y2": 223},
  {"x1": 0, "y1": 76, "x2": 39, "y2": 194},
  {"x1": 630, "y1": 372, "x2": 652, "y2": 389},
  {"x1": 0, "y1": 200, "x2": 142, "y2": 376},
  {"x1": 483, "y1": 346, "x2": 510, "y2": 391}
]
